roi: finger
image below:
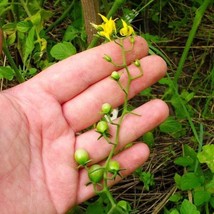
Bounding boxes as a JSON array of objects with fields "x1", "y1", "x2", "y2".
[
  {"x1": 63, "y1": 55, "x2": 167, "y2": 132},
  {"x1": 76, "y1": 142, "x2": 150, "y2": 204},
  {"x1": 28, "y1": 36, "x2": 148, "y2": 103},
  {"x1": 75, "y1": 99, "x2": 169, "y2": 165}
]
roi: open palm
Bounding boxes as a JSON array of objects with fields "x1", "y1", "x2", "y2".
[{"x1": 0, "y1": 37, "x2": 168, "y2": 214}]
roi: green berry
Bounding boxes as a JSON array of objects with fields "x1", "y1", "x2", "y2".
[
  {"x1": 96, "y1": 121, "x2": 109, "y2": 133},
  {"x1": 74, "y1": 149, "x2": 89, "y2": 166},
  {"x1": 108, "y1": 160, "x2": 120, "y2": 174},
  {"x1": 111, "y1": 71, "x2": 120, "y2": 81},
  {"x1": 88, "y1": 164, "x2": 104, "y2": 183},
  {"x1": 101, "y1": 103, "x2": 112, "y2": 114},
  {"x1": 134, "y1": 59, "x2": 141, "y2": 67}
]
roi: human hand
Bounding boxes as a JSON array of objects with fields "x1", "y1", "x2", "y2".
[{"x1": 0, "y1": 37, "x2": 168, "y2": 214}]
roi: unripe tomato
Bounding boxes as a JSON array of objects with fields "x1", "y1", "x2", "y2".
[
  {"x1": 74, "y1": 149, "x2": 89, "y2": 166},
  {"x1": 134, "y1": 59, "x2": 141, "y2": 67},
  {"x1": 111, "y1": 71, "x2": 120, "y2": 81},
  {"x1": 108, "y1": 160, "x2": 120, "y2": 174},
  {"x1": 88, "y1": 164, "x2": 104, "y2": 183},
  {"x1": 101, "y1": 103, "x2": 112, "y2": 114},
  {"x1": 96, "y1": 121, "x2": 109, "y2": 133}
]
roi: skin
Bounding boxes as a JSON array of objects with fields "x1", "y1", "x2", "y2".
[{"x1": 0, "y1": 36, "x2": 169, "y2": 214}]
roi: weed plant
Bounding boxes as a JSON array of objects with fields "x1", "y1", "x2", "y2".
[{"x1": 0, "y1": 0, "x2": 213, "y2": 213}]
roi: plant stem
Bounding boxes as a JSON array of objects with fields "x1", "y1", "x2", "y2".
[
  {"x1": 102, "y1": 38, "x2": 133, "y2": 208},
  {"x1": 2, "y1": 37, "x2": 24, "y2": 83},
  {"x1": 45, "y1": 0, "x2": 75, "y2": 33},
  {"x1": 107, "y1": 0, "x2": 126, "y2": 19},
  {"x1": 19, "y1": 0, "x2": 31, "y2": 17},
  {"x1": 174, "y1": 0, "x2": 211, "y2": 85}
]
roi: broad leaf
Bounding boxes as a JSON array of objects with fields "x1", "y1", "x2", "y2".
[
  {"x1": 24, "y1": 26, "x2": 35, "y2": 63},
  {"x1": 17, "y1": 21, "x2": 32, "y2": 32},
  {"x1": 180, "y1": 199, "x2": 200, "y2": 214},
  {"x1": 0, "y1": 66, "x2": 15, "y2": 80},
  {"x1": 197, "y1": 144, "x2": 214, "y2": 173},
  {"x1": 193, "y1": 190, "x2": 211, "y2": 206},
  {"x1": 159, "y1": 116, "x2": 185, "y2": 138},
  {"x1": 180, "y1": 173, "x2": 203, "y2": 191},
  {"x1": 50, "y1": 42, "x2": 76, "y2": 60}
]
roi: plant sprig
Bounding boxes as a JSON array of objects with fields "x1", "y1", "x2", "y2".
[{"x1": 74, "y1": 15, "x2": 143, "y2": 213}]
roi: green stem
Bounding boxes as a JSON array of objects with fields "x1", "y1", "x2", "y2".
[
  {"x1": 102, "y1": 38, "x2": 133, "y2": 209},
  {"x1": 19, "y1": 0, "x2": 31, "y2": 17},
  {"x1": 45, "y1": 0, "x2": 75, "y2": 33},
  {"x1": 166, "y1": 72, "x2": 201, "y2": 148},
  {"x1": 2, "y1": 37, "x2": 25, "y2": 83},
  {"x1": 174, "y1": 0, "x2": 211, "y2": 85},
  {"x1": 205, "y1": 202, "x2": 210, "y2": 214},
  {"x1": 107, "y1": 0, "x2": 126, "y2": 19},
  {"x1": 87, "y1": 0, "x2": 126, "y2": 49}
]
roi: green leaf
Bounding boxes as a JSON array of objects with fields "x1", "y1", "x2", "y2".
[
  {"x1": 181, "y1": 90, "x2": 195, "y2": 102},
  {"x1": 169, "y1": 209, "x2": 180, "y2": 214},
  {"x1": 17, "y1": 21, "x2": 32, "y2": 32},
  {"x1": 197, "y1": 144, "x2": 214, "y2": 173},
  {"x1": 180, "y1": 199, "x2": 200, "y2": 214},
  {"x1": 2, "y1": 23, "x2": 16, "y2": 33},
  {"x1": 174, "y1": 156, "x2": 194, "y2": 167},
  {"x1": 0, "y1": 0, "x2": 8, "y2": 13},
  {"x1": 139, "y1": 171, "x2": 155, "y2": 191},
  {"x1": 179, "y1": 173, "x2": 203, "y2": 191},
  {"x1": 63, "y1": 25, "x2": 79, "y2": 41},
  {"x1": 169, "y1": 193, "x2": 183, "y2": 203},
  {"x1": 206, "y1": 176, "x2": 214, "y2": 193},
  {"x1": 159, "y1": 116, "x2": 185, "y2": 138},
  {"x1": 7, "y1": 32, "x2": 16, "y2": 45},
  {"x1": 30, "y1": 12, "x2": 41, "y2": 26},
  {"x1": 193, "y1": 190, "x2": 211, "y2": 206},
  {"x1": 174, "y1": 173, "x2": 182, "y2": 189},
  {"x1": 0, "y1": 0, "x2": 8, "y2": 7},
  {"x1": 85, "y1": 197, "x2": 106, "y2": 214},
  {"x1": 0, "y1": 66, "x2": 15, "y2": 80},
  {"x1": 86, "y1": 202, "x2": 104, "y2": 214},
  {"x1": 50, "y1": 42, "x2": 76, "y2": 60},
  {"x1": 143, "y1": 132, "x2": 154, "y2": 147},
  {"x1": 140, "y1": 87, "x2": 152, "y2": 96},
  {"x1": 183, "y1": 144, "x2": 197, "y2": 161},
  {"x1": 24, "y1": 26, "x2": 35, "y2": 63},
  {"x1": 171, "y1": 95, "x2": 186, "y2": 118}
]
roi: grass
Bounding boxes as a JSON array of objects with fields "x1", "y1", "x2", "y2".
[{"x1": 0, "y1": 0, "x2": 213, "y2": 213}]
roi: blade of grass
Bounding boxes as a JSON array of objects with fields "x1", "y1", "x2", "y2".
[
  {"x1": 174, "y1": 0, "x2": 212, "y2": 85},
  {"x1": 2, "y1": 36, "x2": 25, "y2": 83}
]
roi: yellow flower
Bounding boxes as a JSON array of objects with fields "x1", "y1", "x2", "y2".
[
  {"x1": 92, "y1": 14, "x2": 117, "y2": 41},
  {"x1": 119, "y1": 19, "x2": 135, "y2": 37}
]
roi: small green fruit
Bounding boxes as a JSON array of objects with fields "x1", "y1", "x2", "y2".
[
  {"x1": 134, "y1": 59, "x2": 141, "y2": 67},
  {"x1": 88, "y1": 164, "x2": 104, "y2": 183},
  {"x1": 96, "y1": 121, "x2": 109, "y2": 133},
  {"x1": 111, "y1": 71, "x2": 120, "y2": 81},
  {"x1": 108, "y1": 160, "x2": 120, "y2": 174},
  {"x1": 74, "y1": 149, "x2": 89, "y2": 166},
  {"x1": 101, "y1": 103, "x2": 112, "y2": 114}
]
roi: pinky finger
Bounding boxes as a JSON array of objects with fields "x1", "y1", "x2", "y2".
[{"x1": 76, "y1": 142, "x2": 150, "y2": 204}]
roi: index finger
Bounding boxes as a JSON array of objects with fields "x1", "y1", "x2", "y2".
[{"x1": 30, "y1": 36, "x2": 148, "y2": 103}]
